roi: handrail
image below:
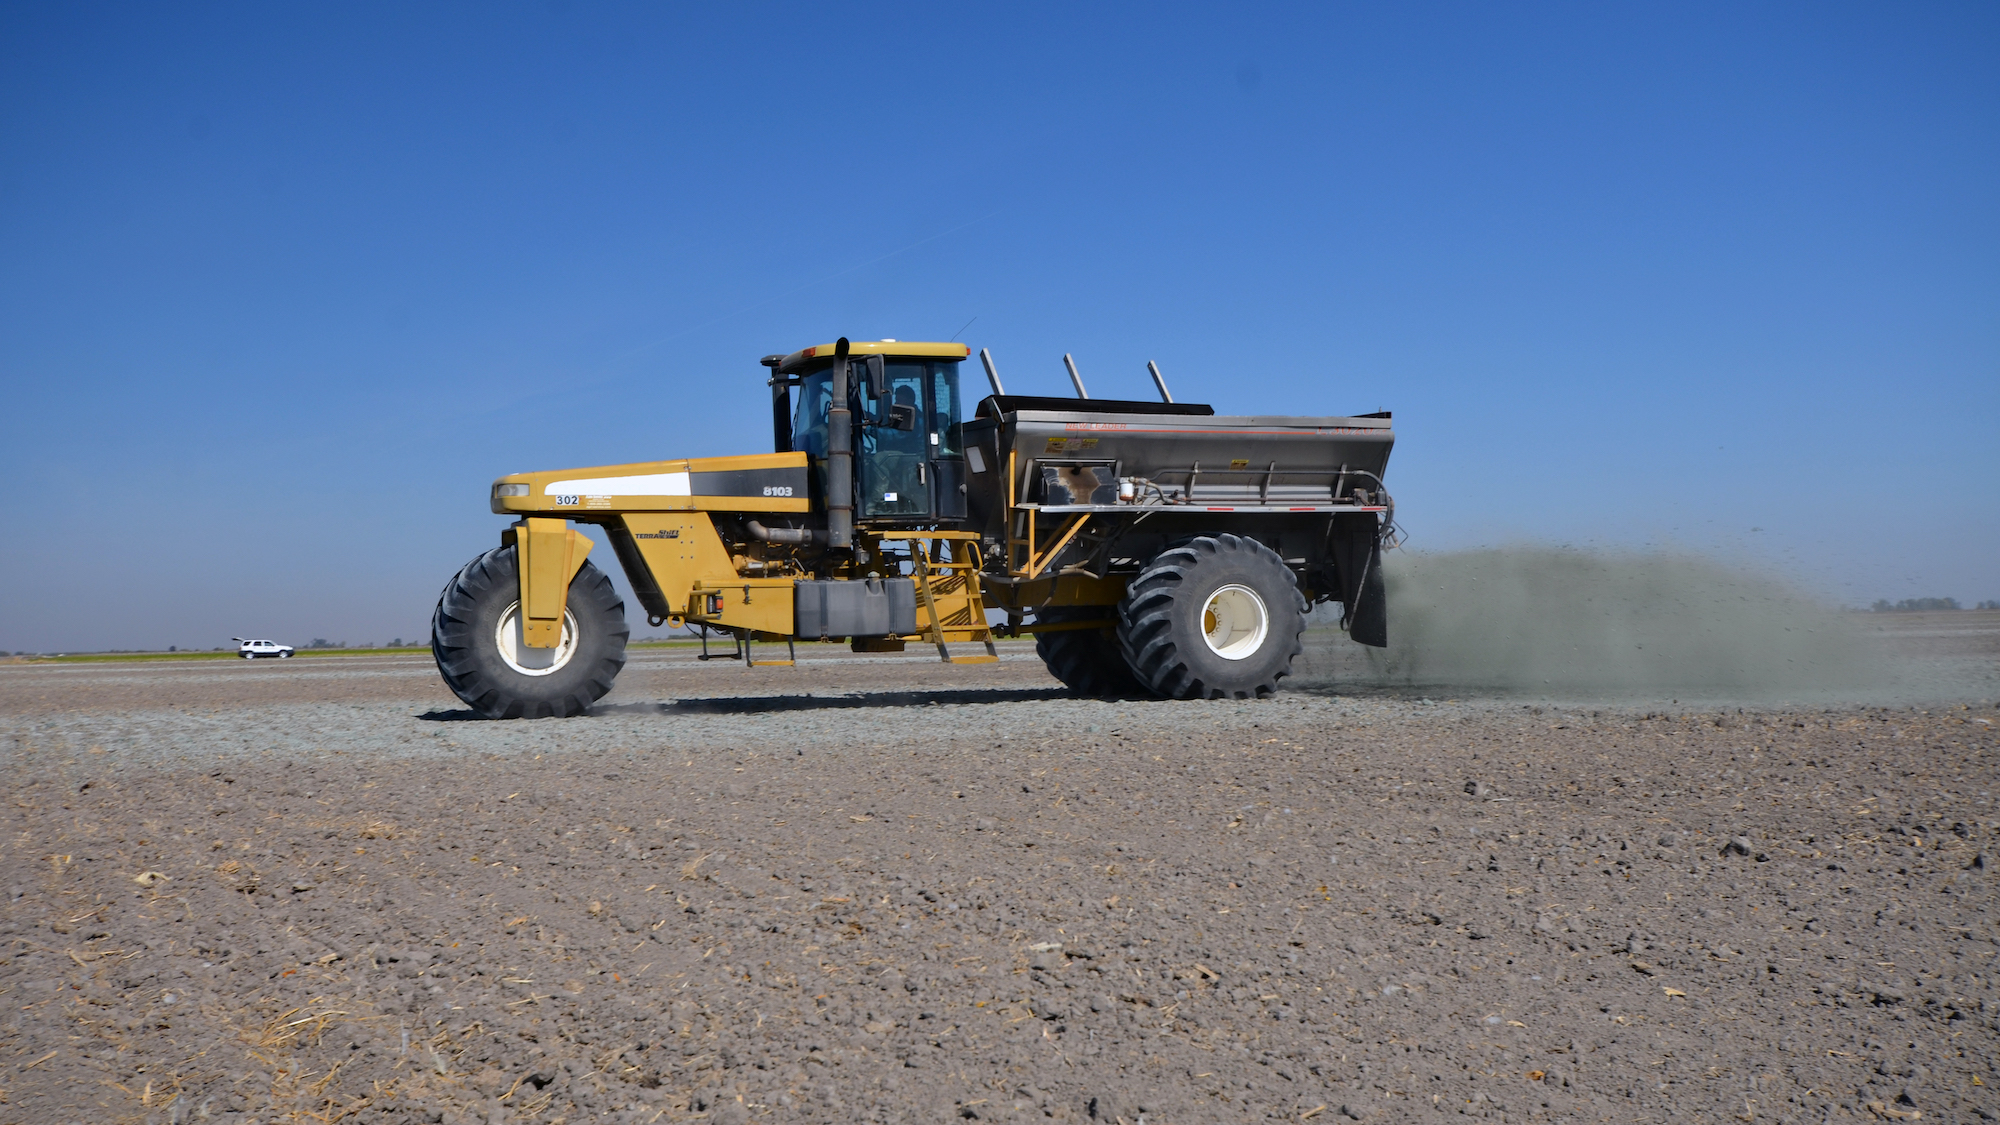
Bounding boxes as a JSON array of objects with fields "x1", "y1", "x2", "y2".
[{"x1": 1023, "y1": 513, "x2": 1091, "y2": 580}]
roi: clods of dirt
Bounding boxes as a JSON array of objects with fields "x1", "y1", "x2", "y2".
[{"x1": 2, "y1": 639, "x2": 1997, "y2": 1123}]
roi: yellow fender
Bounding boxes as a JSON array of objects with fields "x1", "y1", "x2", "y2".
[{"x1": 514, "y1": 517, "x2": 594, "y2": 648}]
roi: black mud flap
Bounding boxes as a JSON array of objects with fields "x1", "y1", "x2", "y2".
[{"x1": 1330, "y1": 514, "x2": 1388, "y2": 648}]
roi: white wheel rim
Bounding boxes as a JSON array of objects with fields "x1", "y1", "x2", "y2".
[
  {"x1": 1200, "y1": 584, "x2": 1269, "y2": 660},
  {"x1": 495, "y1": 600, "x2": 578, "y2": 677}
]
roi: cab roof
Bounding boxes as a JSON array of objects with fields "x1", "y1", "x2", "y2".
[{"x1": 774, "y1": 340, "x2": 971, "y2": 375}]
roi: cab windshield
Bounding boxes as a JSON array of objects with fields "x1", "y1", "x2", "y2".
[{"x1": 792, "y1": 359, "x2": 961, "y2": 459}]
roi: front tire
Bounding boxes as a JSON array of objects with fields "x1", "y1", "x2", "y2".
[
  {"x1": 1117, "y1": 534, "x2": 1307, "y2": 699},
  {"x1": 1033, "y1": 607, "x2": 1146, "y2": 698},
  {"x1": 431, "y1": 545, "x2": 628, "y2": 719}
]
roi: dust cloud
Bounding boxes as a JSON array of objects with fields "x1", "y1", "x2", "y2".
[{"x1": 1319, "y1": 547, "x2": 1886, "y2": 700}]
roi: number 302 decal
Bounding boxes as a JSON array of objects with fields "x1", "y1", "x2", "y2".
[
  {"x1": 553, "y1": 494, "x2": 580, "y2": 507},
  {"x1": 762, "y1": 485, "x2": 794, "y2": 497}
]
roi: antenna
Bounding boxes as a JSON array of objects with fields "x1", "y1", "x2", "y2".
[
  {"x1": 979, "y1": 348, "x2": 1005, "y2": 396},
  {"x1": 1146, "y1": 360, "x2": 1174, "y2": 403},
  {"x1": 1063, "y1": 353, "x2": 1088, "y2": 399}
]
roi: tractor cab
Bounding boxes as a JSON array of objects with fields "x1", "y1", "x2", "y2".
[{"x1": 764, "y1": 340, "x2": 970, "y2": 525}]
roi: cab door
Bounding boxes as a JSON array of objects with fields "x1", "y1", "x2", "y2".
[{"x1": 858, "y1": 362, "x2": 933, "y2": 520}]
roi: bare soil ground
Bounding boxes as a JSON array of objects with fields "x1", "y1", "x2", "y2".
[{"x1": 2, "y1": 618, "x2": 1996, "y2": 1125}]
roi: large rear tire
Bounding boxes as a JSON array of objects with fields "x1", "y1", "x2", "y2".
[
  {"x1": 1033, "y1": 607, "x2": 1147, "y2": 698},
  {"x1": 431, "y1": 545, "x2": 628, "y2": 719},
  {"x1": 1117, "y1": 534, "x2": 1306, "y2": 699}
]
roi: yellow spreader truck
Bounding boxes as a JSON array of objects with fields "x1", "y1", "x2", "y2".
[{"x1": 432, "y1": 338, "x2": 1395, "y2": 718}]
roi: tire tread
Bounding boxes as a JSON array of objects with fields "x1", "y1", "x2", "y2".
[
  {"x1": 430, "y1": 546, "x2": 628, "y2": 719},
  {"x1": 1033, "y1": 608, "x2": 1148, "y2": 698},
  {"x1": 1116, "y1": 534, "x2": 1306, "y2": 700}
]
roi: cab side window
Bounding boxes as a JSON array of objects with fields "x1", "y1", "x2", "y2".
[
  {"x1": 931, "y1": 365, "x2": 960, "y2": 456},
  {"x1": 792, "y1": 371, "x2": 832, "y2": 460}
]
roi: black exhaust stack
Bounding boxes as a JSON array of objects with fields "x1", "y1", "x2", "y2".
[
  {"x1": 761, "y1": 353, "x2": 790, "y2": 453},
  {"x1": 826, "y1": 337, "x2": 854, "y2": 549}
]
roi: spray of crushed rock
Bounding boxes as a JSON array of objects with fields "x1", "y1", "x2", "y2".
[{"x1": 1304, "y1": 547, "x2": 1886, "y2": 700}]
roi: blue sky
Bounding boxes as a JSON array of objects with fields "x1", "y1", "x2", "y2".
[{"x1": 2, "y1": 3, "x2": 1995, "y2": 651}]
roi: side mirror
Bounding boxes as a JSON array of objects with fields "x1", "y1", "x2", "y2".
[
  {"x1": 887, "y1": 403, "x2": 918, "y2": 430},
  {"x1": 866, "y1": 355, "x2": 886, "y2": 399}
]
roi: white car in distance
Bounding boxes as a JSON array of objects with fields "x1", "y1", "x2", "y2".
[{"x1": 235, "y1": 638, "x2": 295, "y2": 659}]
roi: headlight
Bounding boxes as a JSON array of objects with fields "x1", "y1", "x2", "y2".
[{"x1": 493, "y1": 483, "x2": 530, "y2": 498}]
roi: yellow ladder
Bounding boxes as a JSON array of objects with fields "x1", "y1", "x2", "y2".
[{"x1": 908, "y1": 532, "x2": 999, "y2": 665}]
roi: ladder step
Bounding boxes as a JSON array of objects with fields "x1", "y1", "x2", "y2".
[
  {"x1": 913, "y1": 539, "x2": 998, "y2": 669},
  {"x1": 749, "y1": 660, "x2": 795, "y2": 667}
]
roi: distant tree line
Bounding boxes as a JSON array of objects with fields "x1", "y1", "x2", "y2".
[{"x1": 1870, "y1": 597, "x2": 1975, "y2": 612}]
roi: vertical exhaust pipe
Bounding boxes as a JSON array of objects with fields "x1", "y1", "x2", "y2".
[
  {"x1": 979, "y1": 347, "x2": 1006, "y2": 397},
  {"x1": 826, "y1": 337, "x2": 853, "y2": 549},
  {"x1": 761, "y1": 353, "x2": 790, "y2": 451},
  {"x1": 1063, "y1": 353, "x2": 1088, "y2": 398},
  {"x1": 1147, "y1": 360, "x2": 1174, "y2": 403}
]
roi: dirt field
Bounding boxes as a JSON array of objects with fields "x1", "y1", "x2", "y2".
[{"x1": 2, "y1": 618, "x2": 1996, "y2": 1125}]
